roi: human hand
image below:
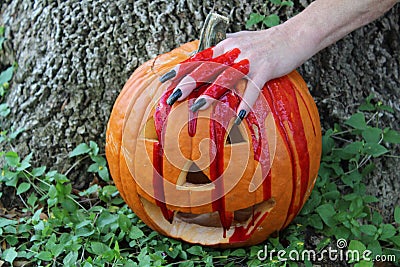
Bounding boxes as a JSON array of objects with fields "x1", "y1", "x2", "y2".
[
  {"x1": 160, "y1": 25, "x2": 313, "y2": 124},
  {"x1": 160, "y1": 0, "x2": 398, "y2": 124}
]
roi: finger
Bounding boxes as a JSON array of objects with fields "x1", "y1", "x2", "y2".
[
  {"x1": 159, "y1": 46, "x2": 214, "y2": 83},
  {"x1": 234, "y1": 76, "x2": 265, "y2": 125},
  {"x1": 167, "y1": 49, "x2": 241, "y2": 106},
  {"x1": 190, "y1": 95, "x2": 214, "y2": 112},
  {"x1": 190, "y1": 59, "x2": 250, "y2": 112},
  {"x1": 203, "y1": 59, "x2": 249, "y2": 99}
]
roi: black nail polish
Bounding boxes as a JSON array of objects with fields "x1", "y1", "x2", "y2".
[
  {"x1": 159, "y1": 69, "x2": 176, "y2": 83},
  {"x1": 166, "y1": 89, "x2": 182, "y2": 106},
  {"x1": 234, "y1": 110, "x2": 246, "y2": 125},
  {"x1": 190, "y1": 98, "x2": 207, "y2": 112}
]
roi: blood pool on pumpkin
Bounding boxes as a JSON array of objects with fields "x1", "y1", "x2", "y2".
[{"x1": 106, "y1": 41, "x2": 322, "y2": 247}]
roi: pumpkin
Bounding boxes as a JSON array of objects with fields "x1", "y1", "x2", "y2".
[{"x1": 106, "y1": 40, "x2": 322, "y2": 247}]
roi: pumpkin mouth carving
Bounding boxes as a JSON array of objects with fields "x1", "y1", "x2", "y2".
[{"x1": 140, "y1": 196, "x2": 276, "y2": 245}]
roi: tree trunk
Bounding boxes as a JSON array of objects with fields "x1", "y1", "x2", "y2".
[{"x1": 0, "y1": 0, "x2": 399, "y2": 218}]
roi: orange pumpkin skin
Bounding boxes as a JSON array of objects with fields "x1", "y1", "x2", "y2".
[{"x1": 106, "y1": 40, "x2": 322, "y2": 247}]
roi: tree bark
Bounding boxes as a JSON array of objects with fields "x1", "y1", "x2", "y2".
[{"x1": 0, "y1": 0, "x2": 399, "y2": 218}]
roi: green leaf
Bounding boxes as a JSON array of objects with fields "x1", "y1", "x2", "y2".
[
  {"x1": 359, "y1": 224, "x2": 377, "y2": 236},
  {"x1": 97, "y1": 211, "x2": 118, "y2": 228},
  {"x1": 0, "y1": 66, "x2": 14, "y2": 84},
  {"x1": 281, "y1": 1, "x2": 294, "y2": 7},
  {"x1": 322, "y1": 134, "x2": 334, "y2": 155},
  {"x1": 343, "y1": 141, "x2": 364, "y2": 155},
  {"x1": 0, "y1": 103, "x2": 10, "y2": 117},
  {"x1": 270, "y1": 0, "x2": 281, "y2": 4},
  {"x1": 8, "y1": 128, "x2": 24, "y2": 139},
  {"x1": 380, "y1": 224, "x2": 396, "y2": 239},
  {"x1": 0, "y1": 218, "x2": 18, "y2": 227},
  {"x1": 17, "y1": 182, "x2": 31, "y2": 195},
  {"x1": 246, "y1": 13, "x2": 265, "y2": 28},
  {"x1": 348, "y1": 239, "x2": 367, "y2": 254},
  {"x1": 63, "y1": 251, "x2": 78, "y2": 266},
  {"x1": 316, "y1": 204, "x2": 337, "y2": 227},
  {"x1": 395, "y1": 206, "x2": 400, "y2": 224},
  {"x1": 362, "y1": 143, "x2": 388, "y2": 157},
  {"x1": 378, "y1": 104, "x2": 394, "y2": 113},
  {"x1": 315, "y1": 237, "x2": 331, "y2": 251},
  {"x1": 342, "y1": 171, "x2": 362, "y2": 187},
  {"x1": 345, "y1": 113, "x2": 367, "y2": 130},
  {"x1": 367, "y1": 240, "x2": 382, "y2": 258},
  {"x1": 371, "y1": 211, "x2": 383, "y2": 225},
  {"x1": 383, "y1": 129, "x2": 400, "y2": 144},
  {"x1": 69, "y1": 143, "x2": 90, "y2": 157},
  {"x1": 89, "y1": 141, "x2": 99, "y2": 155},
  {"x1": 322, "y1": 190, "x2": 340, "y2": 200},
  {"x1": 263, "y1": 14, "x2": 280, "y2": 27},
  {"x1": 361, "y1": 127, "x2": 381, "y2": 143},
  {"x1": 390, "y1": 236, "x2": 400, "y2": 247},
  {"x1": 91, "y1": 242, "x2": 111, "y2": 255},
  {"x1": 363, "y1": 195, "x2": 378, "y2": 203},
  {"x1": 27, "y1": 194, "x2": 38, "y2": 207},
  {"x1": 5, "y1": 151, "x2": 19, "y2": 167},
  {"x1": 118, "y1": 214, "x2": 132, "y2": 232},
  {"x1": 358, "y1": 102, "x2": 375, "y2": 112},
  {"x1": 230, "y1": 248, "x2": 246, "y2": 257},
  {"x1": 129, "y1": 225, "x2": 144, "y2": 239},
  {"x1": 354, "y1": 261, "x2": 373, "y2": 267},
  {"x1": 17, "y1": 152, "x2": 32, "y2": 171},
  {"x1": 98, "y1": 166, "x2": 109, "y2": 181},
  {"x1": 307, "y1": 214, "x2": 323, "y2": 230},
  {"x1": 187, "y1": 245, "x2": 204, "y2": 256},
  {"x1": 36, "y1": 251, "x2": 53, "y2": 261},
  {"x1": 3, "y1": 247, "x2": 18, "y2": 264},
  {"x1": 87, "y1": 163, "x2": 99, "y2": 173},
  {"x1": 32, "y1": 166, "x2": 46, "y2": 177}
]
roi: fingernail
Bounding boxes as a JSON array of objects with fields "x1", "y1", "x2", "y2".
[
  {"x1": 166, "y1": 89, "x2": 182, "y2": 106},
  {"x1": 159, "y1": 69, "x2": 176, "y2": 83},
  {"x1": 234, "y1": 110, "x2": 246, "y2": 125},
  {"x1": 190, "y1": 98, "x2": 207, "y2": 112}
]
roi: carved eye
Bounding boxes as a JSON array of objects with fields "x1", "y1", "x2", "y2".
[{"x1": 225, "y1": 123, "x2": 246, "y2": 145}]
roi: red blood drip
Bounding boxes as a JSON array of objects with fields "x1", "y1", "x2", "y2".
[
  {"x1": 152, "y1": 87, "x2": 176, "y2": 223},
  {"x1": 190, "y1": 49, "x2": 241, "y2": 88},
  {"x1": 176, "y1": 47, "x2": 215, "y2": 79},
  {"x1": 153, "y1": 142, "x2": 174, "y2": 223},
  {"x1": 210, "y1": 91, "x2": 239, "y2": 235},
  {"x1": 229, "y1": 211, "x2": 269, "y2": 243},
  {"x1": 187, "y1": 85, "x2": 208, "y2": 137},
  {"x1": 245, "y1": 98, "x2": 272, "y2": 201},
  {"x1": 203, "y1": 59, "x2": 250, "y2": 100},
  {"x1": 252, "y1": 205, "x2": 255, "y2": 226},
  {"x1": 296, "y1": 92, "x2": 317, "y2": 136},
  {"x1": 263, "y1": 78, "x2": 310, "y2": 225}
]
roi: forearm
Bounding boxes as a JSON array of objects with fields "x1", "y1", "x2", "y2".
[{"x1": 281, "y1": 0, "x2": 398, "y2": 62}]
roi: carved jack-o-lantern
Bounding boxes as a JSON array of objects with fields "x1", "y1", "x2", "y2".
[
  {"x1": 105, "y1": 39, "x2": 322, "y2": 247},
  {"x1": 107, "y1": 14, "x2": 322, "y2": 247}
]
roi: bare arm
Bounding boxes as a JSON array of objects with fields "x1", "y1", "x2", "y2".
[{"x1": 283, "y1": 0, "x2": 399, "y2": 68}]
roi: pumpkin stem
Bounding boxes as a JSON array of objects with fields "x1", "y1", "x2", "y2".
[{"x1": 197, "y1": 13, "x2": 229, "y2": 52}]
